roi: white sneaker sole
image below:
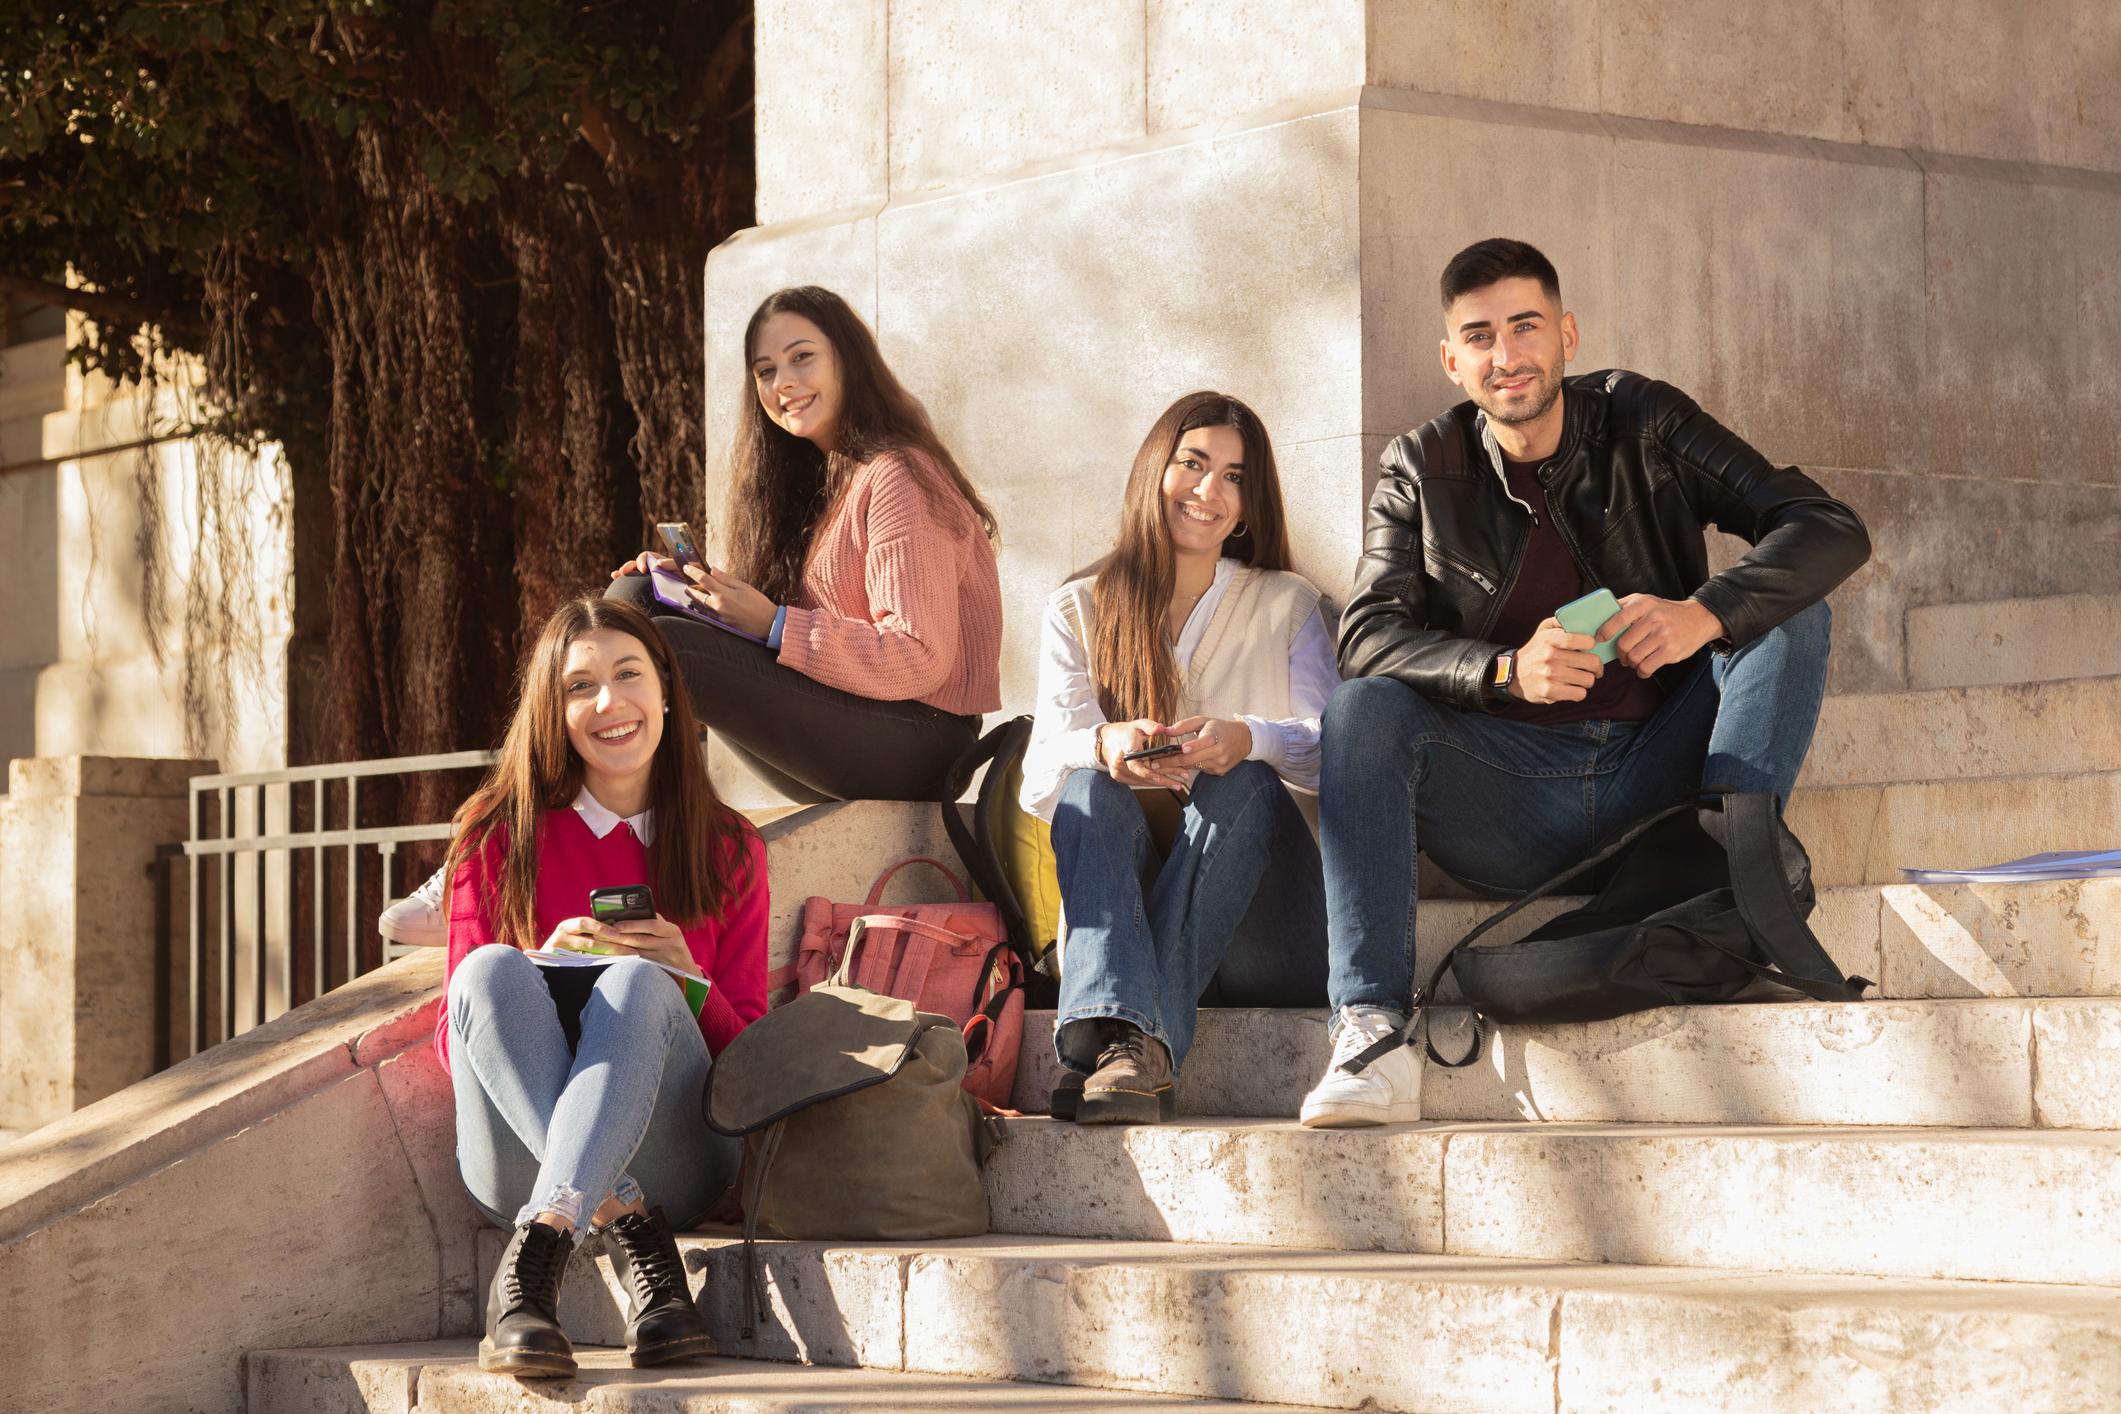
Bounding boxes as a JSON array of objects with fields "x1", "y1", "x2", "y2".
[{"x1": 1299, "y1": 1096, "x2": 1421, "y2": 1129}]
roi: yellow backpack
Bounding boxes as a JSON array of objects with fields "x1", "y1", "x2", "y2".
[{"x1": 943, "y1": 716, "x2": 1064, "y2": 999}]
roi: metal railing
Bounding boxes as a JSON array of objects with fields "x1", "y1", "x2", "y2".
[{"x1": 180, "y1": 750, "x2": 494, "y2": 1054}]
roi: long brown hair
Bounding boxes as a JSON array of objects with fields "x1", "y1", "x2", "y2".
[
  {"x1": 446, "y1": 597, "x2": 753, "y2": 949},
  {"x1": 723, "y1": 285, "x2": 998, "y2": 603},
  {"x1": 1089, "y1": 391, "x2": 1292, "y2": 727}
]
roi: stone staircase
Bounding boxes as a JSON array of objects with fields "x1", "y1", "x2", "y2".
[{"x1": 233, "y1": 591, "x2": 2121, "y2": 1409}]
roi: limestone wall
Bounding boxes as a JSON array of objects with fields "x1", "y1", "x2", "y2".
[
  {"x1": 710, "y1": 0, "x2": 2121, "y2": 733},
  {"x1": 0, "y1": 334, "x2": 291, "y2": 783}
]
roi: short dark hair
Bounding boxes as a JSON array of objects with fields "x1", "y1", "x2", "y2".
[{"x1": 1439, "y1": 238, "x2": 1561, "y2": 312}]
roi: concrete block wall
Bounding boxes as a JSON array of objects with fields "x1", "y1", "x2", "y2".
[{"x1": 714, "y1": 0, "x2": 2121, "y2": 724}]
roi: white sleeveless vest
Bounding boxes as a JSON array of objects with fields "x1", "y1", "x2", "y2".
[{"x1": 1054, "y1": 566, "x2": 1324, "y2": 831}]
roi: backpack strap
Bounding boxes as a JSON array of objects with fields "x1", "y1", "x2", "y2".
[
  {"x1": 1718, "y1": 792, "x2": 1872, "y2": 1000},
  {"x1": 737, "y1": 1124, "x2": 787, "y2": 1342},
  {"x1": 942, "y1": 717, "x2": 1038, "y2": 965},
  {"x1": 1338, "y1": 797, "x2": 1702, "y2": 1076}
]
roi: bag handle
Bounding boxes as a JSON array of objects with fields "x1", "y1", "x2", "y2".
[{"x1": 864, "y1": 856, "x2": 970, "y2": 907}]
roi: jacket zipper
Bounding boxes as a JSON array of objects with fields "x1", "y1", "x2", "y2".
[{"x1": 1431, "y1": 546, "x2": 1498, "y2": 595}]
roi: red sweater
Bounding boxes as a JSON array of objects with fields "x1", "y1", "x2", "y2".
[
  {"x1": 434, "y1": 808, "x2": 769, "y2": 1069},
  {"x1": 777, "y1": 449, "x2": 1003, "y2": 716}
]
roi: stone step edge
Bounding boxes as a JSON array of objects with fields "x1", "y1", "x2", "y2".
[
  {"x1": 1008, "y1": 996, "x2": 2121, "y2": 1129},
  {"x1": 981, "y1": 1117, "x2": 2121, "y2": 1287},
  {"x1": 1818, "y1": 669, "x2": 2121, "y2": 706},
  {"x1": 246, "y1": 1342, "x2": 1333, "y2": 1412},
  {"x1": 459, "y1": 1233, "x2": 2121, "y2": 1412}
]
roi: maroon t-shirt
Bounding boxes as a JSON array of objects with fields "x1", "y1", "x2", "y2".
[{"x1": 1491, "y1": 457, "x2": 1666, "y2": 725}]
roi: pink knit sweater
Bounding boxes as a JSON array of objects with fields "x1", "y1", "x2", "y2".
[{"x1": 777, "y1": 450, "x2": 1002, "y2": 715}]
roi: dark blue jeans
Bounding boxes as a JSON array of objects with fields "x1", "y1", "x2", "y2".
[
  {"x1": 1051, "y1": 761, "x2": 1328, "y2": 1075},
  {"x1": 1319, "y1": 600, "x2": 1833, "y2": 1018}
]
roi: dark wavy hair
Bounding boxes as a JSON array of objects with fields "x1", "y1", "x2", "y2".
[{"x1": 723, "y1": 285, "x2": 997, "y2": 603}]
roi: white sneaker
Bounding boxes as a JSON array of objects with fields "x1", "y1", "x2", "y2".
[
  {"x1": 1299, "y1": 1007, "x2": 1422, "y2": 1128},
  {"x1": 378, "y1": 863, "x2": 451, "y2": 948}
]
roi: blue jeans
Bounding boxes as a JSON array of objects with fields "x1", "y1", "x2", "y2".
[
  {"x1": 448, "y1": 945, "x2": 738, "y2": 1233},
  {"x1": 1320, "y1": 600, "x2": 1833, "y2": 1018},
  {"x1": 1052, "y1": 761, "x2": 1327, "y2": 1075}
]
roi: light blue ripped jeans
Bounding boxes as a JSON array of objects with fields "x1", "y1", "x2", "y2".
[{"x1": 448, "y1": 945, "x2": 737, "y2": 1235}]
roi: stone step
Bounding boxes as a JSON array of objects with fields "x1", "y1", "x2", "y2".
[
  {"x1": 446, "y1": 1234, "x2": 2121, "y2": 1413},
  {"x1": 1800, "y1": 674, "x2": 2121, "y2": 788},
  {"x1": 1908, "y1": 592, "x2": 2121, "y2": 691},
  {"x1": 1413, "y1": 876, "x2": 2121, "y2": 1001},
  {"x1": 984, "y1": 1119, "x2": 2121, "y2": 1287},
  {"x1": 1011, "y1": 998, "x2": 2121, "y2": 1129},
  {"x1": 247, "y1": 1341, "x2": 1328, "y2": 1412},
  {"x1": 1783, "y1": 767, "x2": 2121, "y2": 886}
]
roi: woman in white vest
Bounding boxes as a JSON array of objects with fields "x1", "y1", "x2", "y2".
[{"x1": 1020, "y1": 391, "x2": 1337, "y2": 1124}]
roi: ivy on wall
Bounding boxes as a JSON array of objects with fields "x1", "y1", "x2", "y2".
[{"x1": 0, "y1": 1, "x2": 753, "y2": 789}]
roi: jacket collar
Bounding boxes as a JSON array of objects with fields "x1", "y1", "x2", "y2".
[{"x1": 1473, "y1": 373, "x2": 1606, "y2": 504}]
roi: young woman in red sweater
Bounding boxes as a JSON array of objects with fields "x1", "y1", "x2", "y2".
[
  {"x1": 607, "y1": 284, "x2": 1003, "y2": 802},
  {"x1": 440, "y1": 596, "x2": 766, "y2": 1378}
]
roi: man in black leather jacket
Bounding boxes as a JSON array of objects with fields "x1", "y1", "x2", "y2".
[{"x1": 1298, "y1": 238, "x2": 1871, "y2": 1128}]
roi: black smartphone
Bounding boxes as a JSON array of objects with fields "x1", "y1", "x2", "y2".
[
  {"x1": 589, "y1": 884, "x2": 657, "y2": 925},
  {"x1": 654, "y1": 521, "x2": 708, "y2": 575},
  {"x1": 1121, "y1": 742, "x2": 1185, "y2": 763}
]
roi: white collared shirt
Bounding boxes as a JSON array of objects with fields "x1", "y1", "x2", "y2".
[
  {"x1": 572, "y1": 786, "x2": 656, "y2": 845},
  {"x1": 1018, "y1": 558, "x2": 1339, "y2": 823}
]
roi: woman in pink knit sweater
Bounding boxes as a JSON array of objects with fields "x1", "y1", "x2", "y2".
[
  {"x1": 440, "y1": 596, "x2": 766, "y2": 1378},
  {"x1": 608, "y1": 285, "x2": 1002, "y2": 802}
]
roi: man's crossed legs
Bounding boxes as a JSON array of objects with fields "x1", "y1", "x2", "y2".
[{"x1": 1300, "y1": 600, "x2": 1832, "y2": 1126}]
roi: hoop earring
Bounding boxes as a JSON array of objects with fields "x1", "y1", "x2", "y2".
[{"x1": 1231, "y1": 520, "x2": 1249, "y2": 538}]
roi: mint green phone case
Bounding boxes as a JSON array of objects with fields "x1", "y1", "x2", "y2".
[{"x1": 1556, "y1": 588, "x2": 1622, "y2": 663}]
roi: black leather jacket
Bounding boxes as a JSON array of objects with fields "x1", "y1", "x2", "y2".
[{"x1": 1338, "y1": 369, "x2": 1871, "y2": 712}]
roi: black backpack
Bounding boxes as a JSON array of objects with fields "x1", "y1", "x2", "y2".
[{"x1": 1347, "y1": 789, "x2": 1872, "y2": 1074}]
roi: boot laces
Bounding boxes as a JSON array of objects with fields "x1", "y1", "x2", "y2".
[
  {"x1": 1095, "y1": 1024, "x2": 1151, "y2": 1072},
  {"x1": 505, "y1": 1225, "x2": 566, "y2": 1305},
  {"x1": 611, "y1": 1213, "x2": 686, "y2": 1301}
]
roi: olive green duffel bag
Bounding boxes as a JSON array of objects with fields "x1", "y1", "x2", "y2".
[{"x1": 704, "y1": 920, "x2": 1000, "y2": 1338}]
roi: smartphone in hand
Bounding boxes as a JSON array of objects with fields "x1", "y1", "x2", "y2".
[
  {"x1": 590, "y1": 884, "x2": 656, "y2": 924},
  {"x1": 1121, "y1": 742, "x2": 1186, "y2": 763},
  {"x1": 654, "y1": 522, "x2": 708, "y2": 576}
]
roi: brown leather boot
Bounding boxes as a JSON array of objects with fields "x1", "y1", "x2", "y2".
[{"x1": 1075, "y1": 1022, "x2": 1174, "y2": 1125}]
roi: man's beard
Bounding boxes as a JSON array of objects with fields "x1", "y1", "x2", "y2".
[{"x1": 1477, "y1": 363, "x2": 1564, "y2": 426}]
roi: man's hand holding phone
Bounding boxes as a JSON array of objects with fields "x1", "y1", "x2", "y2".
[{"x1": 1511, "y1": 617, "x2": 1604, "y2": 704}]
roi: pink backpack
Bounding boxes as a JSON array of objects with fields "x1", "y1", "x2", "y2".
[{"x1": 774, "y1": 857, "x2": 1025, "y2": 1110}]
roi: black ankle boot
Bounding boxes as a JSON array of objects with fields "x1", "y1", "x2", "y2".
[
  {"x1": 602, "y1": 1206, "x2": 714, "y2": 1366},
  {"x1": 480, "y1": 1220, "x2": 576, "y2": 1377}
]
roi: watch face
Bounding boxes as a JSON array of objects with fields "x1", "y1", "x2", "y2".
[{"x1": 1492, "y1": 653, "x2": 1514, "y2": 687}]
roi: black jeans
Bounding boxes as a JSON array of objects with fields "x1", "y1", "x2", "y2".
[{"x1": 605, "y1": 575, "x2": 980, "y2": 802}]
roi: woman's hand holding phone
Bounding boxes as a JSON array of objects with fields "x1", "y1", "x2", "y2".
[
  {"x1": 1099, "y1": 719, "x2": 1190, "y2": 789},
  {"x1": 540, "y1": 913, "x2": 701, "y2": 980},
  {"x1": 599, "y1": 914, "x2": 704, "y2": 979},
  {"x1": 682, "y1": 564, "x2": 777, "y2": 638},
  {"x1": 1167, "y1": 715, "x2": 1252, "y2": 776}
]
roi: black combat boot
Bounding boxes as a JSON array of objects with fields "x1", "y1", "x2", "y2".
[
  {"x1": 601, "y1": 1206, "x2": 714, "y2": 1366},
  {"x1": 479, "y1": 1220, "x2": 576, "y2": 1377}
]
